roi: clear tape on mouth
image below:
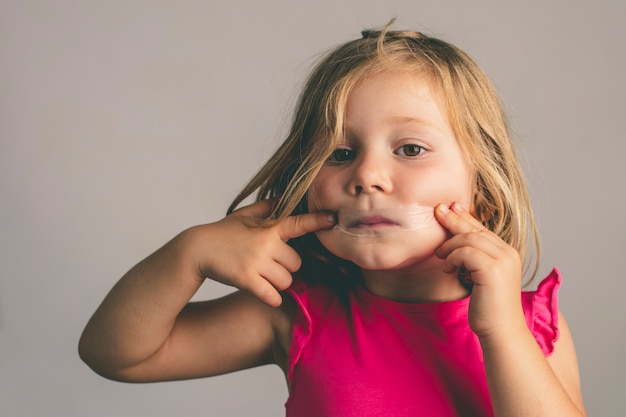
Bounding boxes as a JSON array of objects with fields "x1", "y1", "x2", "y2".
[{"x1": 335, "y1": 204, "x2": 435, "y2": 237}]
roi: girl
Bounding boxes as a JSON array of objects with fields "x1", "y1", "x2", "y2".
[{"x1": 79, "y1": 22, "x2": 586, "y2": 416}]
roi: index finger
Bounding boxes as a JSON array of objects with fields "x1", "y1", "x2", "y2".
[
  {"x1": 435, "y1": 203, "x2": 486, "y2": 235},
  {"x1": 279, "y1": 211, "x2": 337, "y2": 241}
]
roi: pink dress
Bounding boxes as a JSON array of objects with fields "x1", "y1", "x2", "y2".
[{"x1": 284, "y1": 269, "x2": 561, "y2": 417}]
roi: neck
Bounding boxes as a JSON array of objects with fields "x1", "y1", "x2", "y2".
[{"x1": 361, "y1": 262, "x2": 469, "y2": 303}]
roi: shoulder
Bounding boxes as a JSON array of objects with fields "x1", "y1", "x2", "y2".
[
  {"x1": 278, "y1": 278, "x2": 346, "y2": 379},
  {"x1": 521, "y1": 268, "x2": 561, "y2": 355},
  {"x1": 271, "y1": 278, "x2": 339, "y2": 372},
  {"x1": 284, "y1": 278, "x2": 338, "y2": 312}
]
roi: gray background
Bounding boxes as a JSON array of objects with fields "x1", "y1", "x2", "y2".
[{"x1": 1, "y1": 1, "x2": 624, "y2": 416}]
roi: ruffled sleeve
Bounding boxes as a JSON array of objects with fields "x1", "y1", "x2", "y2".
[
  {"x1": 521, "y1": 268, "x2": 561, "y2": 356},
  {"x1": 284, "y1": 280, "x2": 313, "y2": 385}
]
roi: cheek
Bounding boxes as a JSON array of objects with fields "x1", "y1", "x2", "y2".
[
  {"x1": 307, "y1": 172, "x2": 338, "y2": 212},
  {"x1": 306, "y1": 183, "x2": 324, "y2": 212},
  {"x1": 402, "y1": 165, "x2": 473, "y2": 207},
  {"x1": 445, "y1": 158, "x2": 474, "y2": 205}
]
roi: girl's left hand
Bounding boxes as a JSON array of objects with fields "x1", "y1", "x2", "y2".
[{"x1": 434, "y1": 202, "x2": 527, "y2": 339}]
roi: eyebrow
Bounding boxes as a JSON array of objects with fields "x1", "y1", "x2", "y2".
[
  {"x1": 345, "y1": 116, "x2": 433, "y2": 131},
  {"x1": 386, "y1": 115, "x2": 433, "y2": 126},
  {"x1": 385, "y1": 115, "x2": 454, "y2": 138},
  {"x1": 343, "y1": 114, "x2": 447, "y2": 137}
]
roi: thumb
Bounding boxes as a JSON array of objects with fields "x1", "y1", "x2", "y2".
[{"x1": 280, "y1": 211, "x2": 337, "y2": 241}]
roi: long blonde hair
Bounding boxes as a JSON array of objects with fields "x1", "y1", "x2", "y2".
[{"x1": 228, "y1": 20, "x2": 540, "y2": 284}]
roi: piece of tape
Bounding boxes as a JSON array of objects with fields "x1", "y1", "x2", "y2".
[{"x1": 334, "y1": 204, "x2": 435, "y2": 237}]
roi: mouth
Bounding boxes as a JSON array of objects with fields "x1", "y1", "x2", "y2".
[
  {"x1": 347, "y1": 215, "x2": 400, "y2": 229},
  {"x1": 333, "y1": 204, "x2": 435, "y2": 237}
]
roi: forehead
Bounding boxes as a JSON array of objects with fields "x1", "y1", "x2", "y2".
[{"x1": 343, "y1": 69, "x2": 452, "y2": 130}]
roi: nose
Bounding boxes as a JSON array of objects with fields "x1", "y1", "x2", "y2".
[{"x1": 348, "y1": 153, "x2": 392, "y2": 196}]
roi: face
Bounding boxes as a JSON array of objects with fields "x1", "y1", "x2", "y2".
[{"x1": 308, "y1": 70, "x2": 474, "y2": 273}]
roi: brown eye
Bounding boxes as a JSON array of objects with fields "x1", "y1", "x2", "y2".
[
  {"x1": 395, "y1": 144, "x2": 425, "y2": 157},
  {"x1": 328, "y1": 148, "x2": 355, "y2": 162}
]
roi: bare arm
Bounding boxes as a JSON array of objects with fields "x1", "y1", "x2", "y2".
[
  {"x1": 78, "y1": 229, "x2": 282, "y2": 382},
  {"x1": 78, "y1": 201, "x2": 334, "y2": 382},
  {"x1": 435, "y1": 203, "x2": 586, "y2": 416},
  {"x1": 479, "y1": 312, "x2": 586, "y2": 416}
]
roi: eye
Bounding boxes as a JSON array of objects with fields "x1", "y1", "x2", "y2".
[
  {"x1": 327, "y1": 148, "x2": 355, "y2": 162},
  {"x1": 395, "y1": 144, "x2": 425, "y2": 157}
]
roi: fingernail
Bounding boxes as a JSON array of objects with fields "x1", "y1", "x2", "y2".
[
  {"x1": 327, "y1": 213, "x2": 337, "y2": 224},
  {"x1": 437, "y1": 204, "x2": 449, "y2": 214},
  {"x1": 452, "y1": 202, "x2": 466, "y2": 212}
]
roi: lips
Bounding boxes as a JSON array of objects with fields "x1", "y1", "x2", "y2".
[{"x1": 348, "y1": 215, "x2": 399, "y2": 228}]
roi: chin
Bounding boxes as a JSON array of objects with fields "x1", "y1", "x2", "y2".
[{"x1": 316, "y1": 225, "x2": 447, "y2": 272}]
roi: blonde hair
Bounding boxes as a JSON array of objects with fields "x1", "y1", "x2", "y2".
[{"x1": 228, "y1": 20, "x2": 540, "y2": 284}]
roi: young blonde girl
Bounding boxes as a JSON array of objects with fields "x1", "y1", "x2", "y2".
[{"x1": 79, "y1": 21, "x2": 586, "y2": 416}]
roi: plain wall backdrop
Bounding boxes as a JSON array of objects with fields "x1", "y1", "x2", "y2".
[{"x1": 1, "y1": 1, "x2": 624, "y2": 416}]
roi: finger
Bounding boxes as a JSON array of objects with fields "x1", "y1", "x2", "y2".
[
  {"x1": 279, "y1": 211, "x2": 337, "y2": 241},
  {"x1": 435, "y1": 202, "x2": 486, "y2": 235},
  {"x1": 273, "y1": 244, "x2": 303, "y2": 273},
  {"x1": 240, "y1": 273, "x2": 284, "y2": 307},
  {"x1": 440, "y1": 246, "x2": 493, "y2": 275},
  {"x1": 435, "y1": 232, "x2": 501, "y2": 260},
  {"x1": 260, "y1": 261, "x2": 295, "y2": 291}
]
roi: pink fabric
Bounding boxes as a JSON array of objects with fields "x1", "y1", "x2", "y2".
[{"x1": 284, "y1": 268, "x2": 561, "y2": 417}]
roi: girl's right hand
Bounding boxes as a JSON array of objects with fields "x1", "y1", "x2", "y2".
[{"x1": 187, "y1": 200, "x2": 336, "y2": 307}]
